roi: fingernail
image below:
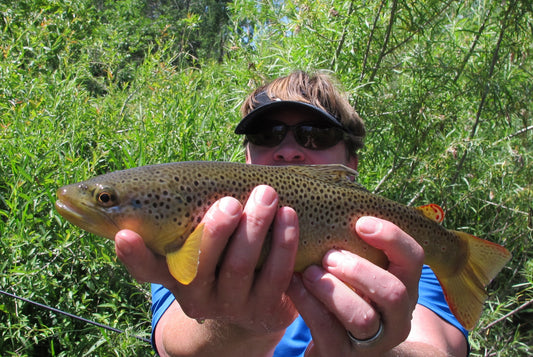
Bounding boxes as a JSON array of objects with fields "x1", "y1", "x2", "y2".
[
  {"x1": 357, "y1": 217, "x2": 382, "y2": 235},
  {"x1": 324, "y1": 250, "x2": 343, "y2": 268},
  {"x1": 115, "y1": 234, "x2": 131, "y2": 256},
  {"x1": 254, "y1": 185, "x2": 276, "y2": 206},
  {"x1": 303, "y1": 265, "x2": 323, "y2": 283},
  {"x1": 219, "y1": 197, "x2": 241, "y2": 217},
  {"x1": 278, "y1": 207, "x2": 297, "y2": 228}
]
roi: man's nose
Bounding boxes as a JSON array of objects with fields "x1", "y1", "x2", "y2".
[{"x1": 273, "y1": 133, "x2": 305, "y2": 163}]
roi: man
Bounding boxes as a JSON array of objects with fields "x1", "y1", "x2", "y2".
[{"x1": 115, "y1": 71, "x2": 469, "y2": 356}]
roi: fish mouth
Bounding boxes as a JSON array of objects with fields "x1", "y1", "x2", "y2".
[
  {"x1": 55, "y1": 187, "x2": 119, "y2": 240},
  {"x1": 55, "y1": 187, "x2": 86, "y2": 221},
  {"x1": 55, "y1": 199, "x2": 84, "y2": 221}
]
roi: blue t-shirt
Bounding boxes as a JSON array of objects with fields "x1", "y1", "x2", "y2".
[{"x1": 151, "y1": 265, "x2": 468, "y2": 355}]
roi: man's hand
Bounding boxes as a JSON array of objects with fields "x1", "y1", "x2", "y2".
[
  {"x1": 115, "y1": 185, "x2": 301, "y2": 356},
  {"x1": 287, "y1": 217, "x2": 425, "y2": 356}
]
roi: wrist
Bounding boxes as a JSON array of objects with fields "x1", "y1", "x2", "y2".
[
  {"x1": 159, "y1": 315, "x2": 285, "y2": 357},
  {"x1": 206, "y1": 319, "x2": 286, "y2": 357}
]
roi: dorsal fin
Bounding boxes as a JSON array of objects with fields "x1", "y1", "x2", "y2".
[
  {"x1": 285, "y1": 164, "x2": 369, "y2": 191},
  {"x1": 415, "y1": 204, "x2": 445, "y2": 223}
]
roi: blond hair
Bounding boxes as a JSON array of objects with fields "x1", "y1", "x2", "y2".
[{"x1": 240, "y1": 71, "x2": 365, "y2": 155}]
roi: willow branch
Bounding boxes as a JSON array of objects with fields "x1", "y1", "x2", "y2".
[
  {"x1": 481, "y1": 298, "x2": 533, "y2": 331},
  {"x1": 453, "y1": 6, "x2": 493, "y2": 83},
  {"x1": 382, "y1": 0, "x2": 455, "y2": 57},
  {"x1": 492, "y1": 125, "x2": 533, "y2": 146},
  {"x1": 331, "y1": 0, "x2": 355, "y2": 68},
  {"x1": 359, "y1": 0, "x2": 386, "y2": 82},
  {"x1": 451, "y1": 0, "x2": 515, "y2": 185},
  {"x1": 368, "y1": 0, "x2": 398, "y2": 83}
]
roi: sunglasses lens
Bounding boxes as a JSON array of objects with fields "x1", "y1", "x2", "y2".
[
  {"x1": 246, "y1": 122, "x2": 344, "y2": 150},
  {"x1": 294, "y1": 126, "x2": 344, "y2": 150},
  {"x1": 246, "y1": 125, "x2": 287, "y2": 147}
]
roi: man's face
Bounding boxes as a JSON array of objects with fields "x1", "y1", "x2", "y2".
[{"x1": 245, "y1": 109, "x2": 358, "y2": 169}]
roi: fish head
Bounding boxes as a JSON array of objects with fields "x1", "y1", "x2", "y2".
[
  {"x1": 55, "y1": 171, "x2": 197, "y2": 255},
  {"x1": 55, "y1": 181, "x2": 125, "y2": 241}
]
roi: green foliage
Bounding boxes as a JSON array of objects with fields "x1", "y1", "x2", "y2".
[
  {"x1": 1, "y1": 0, "x2": 531, "y2": 355},
  {"x1": 227, "y1": 1, "x2": 532, "y2": 355}
]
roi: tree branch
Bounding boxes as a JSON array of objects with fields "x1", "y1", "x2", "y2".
[
  {"x1": 382, "y1": 0, "x2": 455, "y2": 57},
  {"x1": 453, "y1": 6, "x2": 493, "y2": 83},
  {"x1": 481, "y1": 298, "x2": 533, "y2": 331},
  {"x1": 359, "y1": 0, "x2": 386, "y2": 83},
  {"x1": 368, "y1": 0, "x2": 399, "y2": 84},
  {"x1": 330, "y1": 0, "x2": 355, "y2": 68},
  {"x1": 451, "y1": 0, "x2": 516, "y2": 185},
  {"x1": 492, "y1": 125, "x2": 533, "y2": 145}
]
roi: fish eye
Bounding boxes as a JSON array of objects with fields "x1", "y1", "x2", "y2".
[{"x1": 96, "y1": 189, "x2": 117, "y2": 207}]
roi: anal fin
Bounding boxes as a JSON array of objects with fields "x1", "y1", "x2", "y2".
[{"x1": 166, "y1": 223, "x2": 204, "y2": 285}]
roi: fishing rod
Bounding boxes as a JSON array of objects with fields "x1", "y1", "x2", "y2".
[{"x1": 0, "y1": 289, "x2": 151, "y2": 344}]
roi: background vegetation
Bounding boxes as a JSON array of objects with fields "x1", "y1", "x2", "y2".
[{"x1": 1, "y1": 0, "x2": 531, "y2": 355}]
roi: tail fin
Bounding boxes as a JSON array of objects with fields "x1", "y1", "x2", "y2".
[{"x1": 433, "y1": 231, "x2": 511, "y2": 330}]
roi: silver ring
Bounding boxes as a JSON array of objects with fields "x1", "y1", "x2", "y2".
[{"x1": 347, "y1": 320, "x2": 384, "y2": 347}]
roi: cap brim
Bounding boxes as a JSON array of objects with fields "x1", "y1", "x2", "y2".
[{"x1": 235, "y1": 100, "x2": 343, "y2": 134}]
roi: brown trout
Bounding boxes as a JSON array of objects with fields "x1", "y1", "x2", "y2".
[{"x1": 55, "y1": 161, "x2": 511, "y2": 330}]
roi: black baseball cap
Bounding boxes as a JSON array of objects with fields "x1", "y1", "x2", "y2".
[{"x1": 234, "y1": 91, "x2": 344, "y2": 134}]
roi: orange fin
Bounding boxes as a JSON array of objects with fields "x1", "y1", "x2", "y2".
[
  {"x1": 166, "y1": 223, "x2": 204, "y2": 285},
  {"x1": 433, "y1": 231, "x2": 511, "y2": 330},
  {"x1": 416, "y1": 204, "x2": 445, "y2": 223}
]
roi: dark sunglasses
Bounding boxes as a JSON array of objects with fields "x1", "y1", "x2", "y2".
[{"x1": 245, "y1": 121, "x2": 347, "y2": 150}]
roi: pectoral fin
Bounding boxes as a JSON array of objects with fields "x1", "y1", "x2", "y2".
[{"x1": 166, "y1": 223, "x2": 204, "y2": 285}]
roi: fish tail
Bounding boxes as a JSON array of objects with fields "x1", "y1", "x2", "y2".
[{"x1": 433, "y1": 231, "x2": 511, "y2": 330}]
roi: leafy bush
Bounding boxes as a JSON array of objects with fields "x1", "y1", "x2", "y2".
[{"x1": 1, "y1": 0, "x2": 531, "y2": 355}]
